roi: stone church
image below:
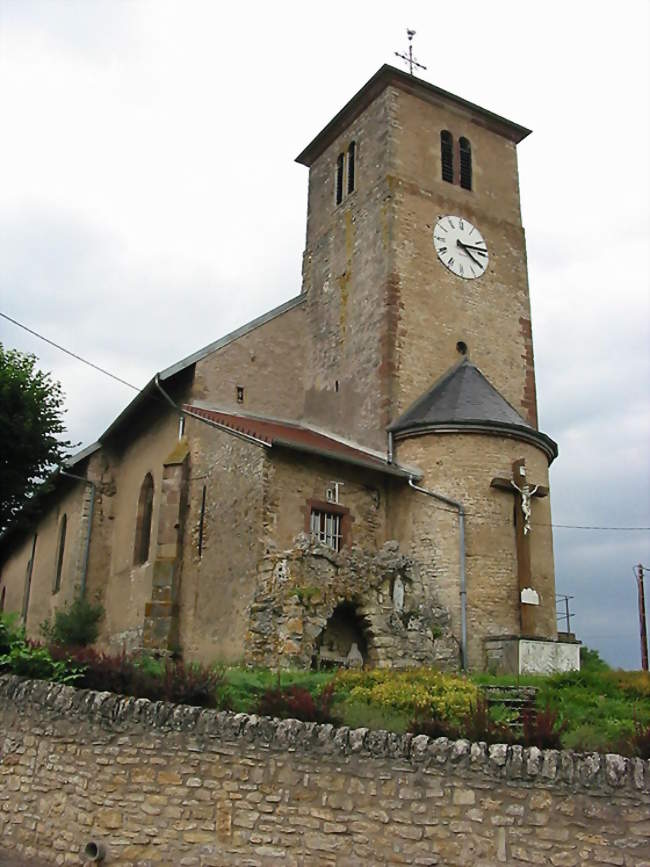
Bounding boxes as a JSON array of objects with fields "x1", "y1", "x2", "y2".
[{"x1": 0, "y1": 65, "x2": 580, "y2": 674}]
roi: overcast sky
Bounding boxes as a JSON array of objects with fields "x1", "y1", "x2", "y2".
[{"x1": 1, "y1": 0, "x2": 648, "y2": 669}]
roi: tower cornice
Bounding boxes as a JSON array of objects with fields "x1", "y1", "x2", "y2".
[{"x1": 295, "y1": 64, "x2": 531, "y2": 167}]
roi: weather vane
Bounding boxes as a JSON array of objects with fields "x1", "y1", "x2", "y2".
[{"x1": 394, "y1": 28, "x2": 427, "y2": 76}]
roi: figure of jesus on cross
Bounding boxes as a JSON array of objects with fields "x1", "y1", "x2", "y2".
[{"x1": 491, "y1": 459, "x2": 548, "y2": 635}]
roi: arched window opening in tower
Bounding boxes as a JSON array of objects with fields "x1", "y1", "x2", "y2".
[
  {"x1": 53, "y1": 513, "x2": 66, "y2": 594},
  {"x1": 459, "y1": 137, "x2": 472, "y2": 191},
  {"x1": 347, "y1": 141, "x2": 356, "y2": 194},
  {"x1": 335, "y1": 152, "x2": 344, "y2": 205},
  {"x1": 441, "y1": 130, "x2": 454, "y2": 183},
  {"x1": 133, "y1": 473, "x2": 154, "y2": 566}
]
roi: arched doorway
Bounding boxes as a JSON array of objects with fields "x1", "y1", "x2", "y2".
[{"x1": 312, "y1": 601, "x2": 369, "y2": 669}]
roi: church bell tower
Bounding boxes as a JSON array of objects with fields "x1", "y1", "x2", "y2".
[{"x1": 295, "y1": 65, "x2": 577, "y2": 672}]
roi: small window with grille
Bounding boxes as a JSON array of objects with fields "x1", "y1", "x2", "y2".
[{"x1": 310, "y1": 509, "x2": 342, "y2": 551}]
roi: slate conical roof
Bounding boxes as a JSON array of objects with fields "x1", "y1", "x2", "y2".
[{"x1": 388, "y1": 359, "x2": 558, "y2": 462}]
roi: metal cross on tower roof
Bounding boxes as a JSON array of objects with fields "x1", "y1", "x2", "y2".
[{"x1": 394, "y1": 28, "x2": 427, "y2": 76}]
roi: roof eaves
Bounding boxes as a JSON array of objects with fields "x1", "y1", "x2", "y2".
[
  {"x1": 64, "y1": 441, "x2": 101, "y2": 468},
  {"x1": 393, "y1": 420, "x2": 558, "y2": 463},
  {"x1": 272, "y1": 436, "x2": 422, "y2": 480},
  {"x1": 186, "y1": 402, "x2": 398, "y2": 464},
  {"x1": 100, "y1": 377, "x2": 156, "y2": 442},
  {"x1": 160, "y1": 294, "x2": 305, "y2": 381}
]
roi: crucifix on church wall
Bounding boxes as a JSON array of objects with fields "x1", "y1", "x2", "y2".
[{"x1": 491, "y1": 458, "x2": 548, "y2": 636}]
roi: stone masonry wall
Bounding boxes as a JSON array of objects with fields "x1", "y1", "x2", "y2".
[{"x1": 1, "y1": 675, "x2": 648, "y2": 867}]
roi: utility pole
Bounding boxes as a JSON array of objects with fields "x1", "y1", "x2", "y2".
[{"x1": 635, "y1": 564, "x2": 648, "y2": 672}]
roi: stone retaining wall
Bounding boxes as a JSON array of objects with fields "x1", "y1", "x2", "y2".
[{"x1": 0, "y1": 675, "x2": 648, "y2": 866}]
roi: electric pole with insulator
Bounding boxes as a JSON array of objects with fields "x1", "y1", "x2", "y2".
[{"x1": 635, "y1": 563, "x2": 649, "y2": 671}]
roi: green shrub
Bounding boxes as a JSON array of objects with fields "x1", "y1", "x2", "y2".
[
  {"x1": 41, "y1": 597, "x2": 104, "y2": 647},
  {"x1": 0, "y1": 622, "x2": 84, "y2": 684},
  {"x1": 0, "y1": 612, "x2": 23, "y2": 654},
  {"x1": 220, "y1": 666, "x2": 333, "y2": 712},
  {"x1": 580, "y1": 646, "x2": 610, "y2": 673}
]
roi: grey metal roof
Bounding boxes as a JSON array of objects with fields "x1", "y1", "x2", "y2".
[
  {"x1": 64, "y1": 441, "x2": 101, "y2": 468},
  {"x1": 159, "y1": 294, "x2": 305, "y2": 380},
  {"x1": 388, "y1": 359, "x2": 558, "y2": 462}
]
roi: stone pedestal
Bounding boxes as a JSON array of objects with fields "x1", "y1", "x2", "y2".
[{"x1": 485, "y1": 635, "x2": 580, "y2": 675}]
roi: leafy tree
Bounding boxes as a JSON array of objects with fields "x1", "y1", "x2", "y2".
[{"x1": 0, "y1": 343, "x2": 73, "y2": 532}]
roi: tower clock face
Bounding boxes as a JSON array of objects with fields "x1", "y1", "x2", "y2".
[{"x1": 434, "y1": 215, "x2": 489, "y2": 279}]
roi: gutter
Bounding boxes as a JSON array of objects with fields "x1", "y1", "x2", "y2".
[
  {"x1": 408, "y1": 477, "x2": 467, "y2": 672},
  {"x1": 60, "y1": 470, "x2": 95, "y2": 599}
]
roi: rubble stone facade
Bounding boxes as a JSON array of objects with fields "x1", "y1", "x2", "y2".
[{"x1": 246, "y1": 538, "x2": 458, "y2": 670}]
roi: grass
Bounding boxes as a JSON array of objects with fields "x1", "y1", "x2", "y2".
[{"x1": 218, "y1": 666, "x2": 333, "y2": 712}]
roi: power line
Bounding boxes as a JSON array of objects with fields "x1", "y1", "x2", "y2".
[
  {"x1": 1, "y1": 311, "x2": 142, "y2": 392},
  {"x1": 2, "y1": 310, "x2": 650, "y2": 535},
  {"x1": 542, "y1": 523, "x2": 650, "y2": 531}
]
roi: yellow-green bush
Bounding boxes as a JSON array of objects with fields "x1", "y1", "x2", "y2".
[
  {"x1": 333, "y1": 668, "x2": 478, "y2": 723},
  {"x1": 609, "y1": 670, "x2": 650, "y2": 700}
]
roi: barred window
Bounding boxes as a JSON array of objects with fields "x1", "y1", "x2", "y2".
[
  {"x1": 459, "y1": 137, "x2": 472, "y2": 190},
  {"x1": 441, "y1": 130, "x2": 454, "y2": 183},
  {"x1": 310, "y1": 509, "x2": 342, "y2": 552}
]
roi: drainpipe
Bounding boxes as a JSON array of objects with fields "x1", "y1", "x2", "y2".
[
  {"x1": 387, "y1": 431, "x2": 394, "y2": 464},
  {"x1": 408, "y1": 477, "x2": 467, "y2": 672},
  {"x1": 154, "y1": 373, "x2": 181, "y2": 412},
  {"x1": 60, "y1": 470, "x2": 95, "y2": 599}
]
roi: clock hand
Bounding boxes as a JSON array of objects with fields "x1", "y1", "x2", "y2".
[
  {"x1": 457, "y1": 241, "x2": 488, "y2": 255},
  {"x1": 456, "y1": 239, "x2": 483, "y2": 267}
]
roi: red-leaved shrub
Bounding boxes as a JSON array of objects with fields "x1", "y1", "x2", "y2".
[
  {"x1": 256, "y1": 682, "x2": 338, "y2": 724},
  {"x1": 410, "y1": 697, "x2": 568, "y2": 751},
  {"x1": 49, "y1": 646, "x2": 225, "y2": 708},
  {"x1": 410, "y1": 695, "x2": 511, "y2": 745},
  {"x1": 519, "y1": 704, "x2": 566, "y2": 750}
]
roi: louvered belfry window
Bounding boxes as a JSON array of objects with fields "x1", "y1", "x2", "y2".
[
  {"x1": 347, "y1": 141, "x2": 356, "y2": 194},
  {"x1": 335, "y1": 152, "x2": 345, "y2": 205},
  {"x1": 441, "y1": 130, "x2": 454, "y2": 183},
  {"x1": 459, "y1": 137, "x2": 472, "y2": 190}
]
